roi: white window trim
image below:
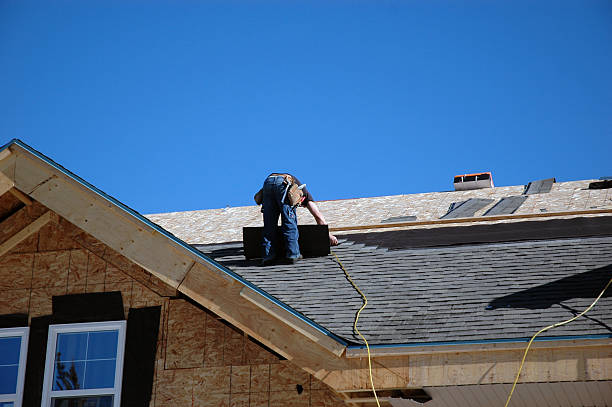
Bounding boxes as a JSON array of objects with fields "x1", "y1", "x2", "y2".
[
  {"x1": 41, "y1": 321, "x2": 126, "y2": 407},
  {"x1": 0, "y1": 326, "x2": 29, "y2": 407}
]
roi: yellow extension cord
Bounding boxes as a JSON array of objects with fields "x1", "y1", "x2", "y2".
[
  {"x1": 504, "y1": 276, "x2": 612, "y2": 407},
  {"x1": 331, "y1": 250, "x2": 381, "y2": 407}
]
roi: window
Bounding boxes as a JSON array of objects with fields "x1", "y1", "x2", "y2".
[
  {"x1": 41, "y1": 321, "x2": 126, "y2": 407},
  {"x1": 0, "y1": 327, "x2": 29, "y2": 407}
]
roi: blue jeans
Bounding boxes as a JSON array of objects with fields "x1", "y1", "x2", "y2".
[{"x1": 262, "y1": 175, "x2": 300, "y2": 260}]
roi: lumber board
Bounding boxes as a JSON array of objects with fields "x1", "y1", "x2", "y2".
[
  {"x1": 178, "y1": 262, "x2": 350, "y2": 377},
  {"x1": 0, "y1": 172, "x2": 14, "y2": 197},
  {"x1": 0, "y1": 211, "x2": 55, "y2": 258},
  {"x1": 240, "y1": 286, "x2": 346, "y2": 356},
  {"x1": 0, "y1": 148, "x2": 11, "y2": 165},
  {"x1": 9, "y1": 187, "x2": 32, "y2": 205},
  {"x1": 329, "y1": 208, "x2": 612, "y2": 232}
]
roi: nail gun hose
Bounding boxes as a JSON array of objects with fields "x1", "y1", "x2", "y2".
[
  {"x1": 331, "y1": 250, "x2": 381, "y2": 407},
  {"x1": 504, "y1": 275, "x2": 612, "y2": 407}
]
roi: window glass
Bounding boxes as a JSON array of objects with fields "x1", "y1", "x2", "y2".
[
  {"x1": 52, "y1": 331, "x2": 119, "y2": 391},
  {"x1": 42, "y1": 321, "x2": 125, "y2": 407},
  {"x1": 51, "y1": 396, "x2": 113, "y2": 407},
  {"x1": 0, "y1": 336, "x2": 22, "y2": 395},
  {"x1": 0, "y1": 402, "x2": 15, "y2": 407}
]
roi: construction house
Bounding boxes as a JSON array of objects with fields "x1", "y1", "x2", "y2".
[{"x1": 0, "y1": 139, "x2": 611, "y2": 407}]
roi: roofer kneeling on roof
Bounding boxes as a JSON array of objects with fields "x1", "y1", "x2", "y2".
[{"x1": 255, "y1": 173, "x2": 338, "y2": 266}]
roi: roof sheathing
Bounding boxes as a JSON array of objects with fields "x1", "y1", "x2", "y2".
[{"x1": 147, "y1": 179, "x2": 612, "y2": 244}]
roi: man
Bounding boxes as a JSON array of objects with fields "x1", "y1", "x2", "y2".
[{"x1": 261, "y1": 173, "x2": 338, "y2": 266}]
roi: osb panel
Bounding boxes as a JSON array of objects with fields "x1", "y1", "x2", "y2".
[
  {"x1": 87, "y1": 252, "x2": 107, "y2": 286},
  {"x1": 269, "y1": 390, "x2": 310, "y2": 407},
  {"x1": 193, "y1": 366, "x2": 231, "y2": 396},
  {"x1": 194, "y1": 393, "x2": 229, "y2": 407},
  {"x1": 156, "y1": 368, "x2": 195, "y2": 407},
  {"x1": 229, "y1": 393, "x2": 249, "y2": 407},
  {"x1": 230, "y1": 365, "x2": 251, "y2": 393},
  {"x1": 0, "y1": 288, "x2": 30, "y2": 314},
  {"x1": 38, "y1": 222, "x2": 81, "y2": 251},
  {"x1": 224, "y1": 325, "x2": 246, "y2": 366},
  {"x1": 30, "y1": 286, "x2": 67, "y2": 317},
  {"x1": 166, "y1": 299, "x2": 206, "y2": 369},
  {"x1": 0, "y1": 253, "x2": 34, "y2": 289},
  {"x1": 205, "y1": 314, "x2": 227, "y2": 367},
  {"x1": 250, "y1": 364, "x2": 270, "y2": 393},
  {"x1": 270, "y1": 360, "x2": 311, "y2": 391},
  {"x1": 31, "y1": 251, "x2": 70, "y2": 288},
  {"x1": 67, "y1": 249, "x2": 88, "y2": 289}
]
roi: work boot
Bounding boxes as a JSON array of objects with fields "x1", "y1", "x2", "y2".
[
  {"x1": 286, "y1": 255, "x2": 303, "y2": 265},
  {"x1": 261, "y1": 257, "x2": 276, "y2": 267}
]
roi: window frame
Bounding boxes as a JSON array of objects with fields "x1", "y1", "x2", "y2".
[
  {"x1": 41, "y1": 321, "x2": 126, "y2": 407},
  {"x1": 0, "y1": 326, "x2": 29, "y2": 407}
]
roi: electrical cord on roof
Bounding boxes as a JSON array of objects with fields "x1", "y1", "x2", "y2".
[
  {"x1": 504, "y1": 275, "x2": 612, "y2": 407},
  {"x1": 331, "y1": 250, "x2": 381, "y2": 407}
]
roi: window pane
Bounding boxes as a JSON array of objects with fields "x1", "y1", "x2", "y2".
[
  {"x1": 0, "y1": 337, "x2": 20, "y2": 365},
  {"x1": 53, "y1": 360, "x2": 85, "y2": 391},
  {"x1": 0, "y1": 365, "x2": 18, "y2": 394},
  {"x1": 87, "y1": 331, "x2": 118, "y2": 360},
  {"x1": 0, "y1": 402, "x2": 15, "y2": 407},
  {"x1": 56, "y1": 333, "x2": 87, "y2": 362},
  {"x1": 51, "y1": 396, "x2": 113, "y2": 407},
  {"x1": 84, "y1": 360, "x2": 115, "y2": 389}
]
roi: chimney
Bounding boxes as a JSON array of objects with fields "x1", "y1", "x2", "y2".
[{"x1": 454, "y1": 172, "x2": 494, "y2": 191}]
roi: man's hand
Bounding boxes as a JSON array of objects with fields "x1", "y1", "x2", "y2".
[{"x1": 329, "y1": 233, "x2": 338, "y2": 246}]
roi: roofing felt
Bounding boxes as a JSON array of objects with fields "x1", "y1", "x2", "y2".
[
  {"x1": 147, "y1": 179, "x2": 612, "y2": 244},
  {"x1": 523, "y1": 178, "x2": 555, "y2": 195},
  {"x1": 195, "y1": 229, "x2": 612, "y2": 345},
  {"x1": 483, "y1": 195, "x2": 528, "y2": 216},
  {"x1": 440, "y1": 198, "x2": 494, "y2": 219}
]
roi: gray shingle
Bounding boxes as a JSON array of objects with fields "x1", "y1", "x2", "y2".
[{"x1": 195, "y1": 234, "x2": 612, "y2": 346}]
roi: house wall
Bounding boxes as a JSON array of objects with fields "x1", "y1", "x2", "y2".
[{"x1": 0, "y1": 193, "x2": 346, "y2": 407}]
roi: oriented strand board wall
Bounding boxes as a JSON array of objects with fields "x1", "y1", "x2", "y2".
[{"x1": 0, "y1": 193, "x2": 346, "y2": 407}]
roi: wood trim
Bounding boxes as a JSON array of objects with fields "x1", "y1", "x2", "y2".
[
  {"x1": 329, "y1": 209, "x2": 612, "y2": 233},
  {"x1": 9, "y1": 187, "x2": 32, "y2": 205},
  {"x1": 345, "y1": 338, "x2": 612, "y2": 358},
  {"x1": 240, "y1": 286, "x2": 346, "y2": 356},
  {"x1": 0, "y1": 211, "x2": 55, "y2": 258},
  {"x1": 0, "y1": 172, "x2": 14, "y2": 197},
  {"x1": 0, "y1": 148, "x2": 11, "y2": 162}
]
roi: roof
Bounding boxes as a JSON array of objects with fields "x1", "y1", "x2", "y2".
[
  {"x1": 196, "y1": 219, "x2": 612, "y2": 346},
  {"x1": 145, "y1": 175, "x2": 612, "y2": 347},
  {"x1": 147, "y1": 179, "x2": 612, "y2": 244}
]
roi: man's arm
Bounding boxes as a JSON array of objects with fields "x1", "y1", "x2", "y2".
[{"x1": 305, "y1": 201, "x2": 339, "y2": 246}]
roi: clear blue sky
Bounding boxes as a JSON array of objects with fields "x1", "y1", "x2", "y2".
[{"x1": 1, "y1": 0, "x2": 611, "y2": 214}]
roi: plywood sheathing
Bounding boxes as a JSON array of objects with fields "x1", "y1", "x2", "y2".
[
  {"x1": 158, "y1": 298, "x2": 347, "y2": 407},
  {"x1": 147, "y1": 180, "x2": 612, "y2": 245}
]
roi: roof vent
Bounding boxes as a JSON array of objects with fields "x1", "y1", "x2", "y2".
[{"x1": 453, "y1": 172, "x2": 494, "y2": 191}]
